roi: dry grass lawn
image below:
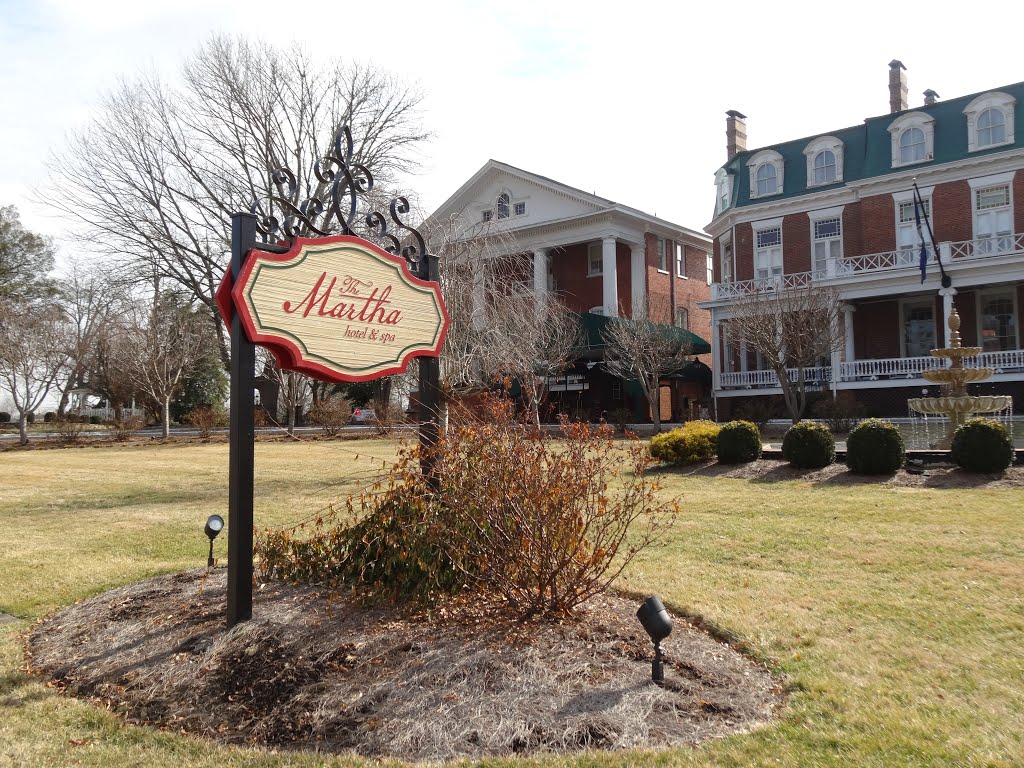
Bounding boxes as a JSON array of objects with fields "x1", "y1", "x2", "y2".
[{"x1": 1, "y1": 438, "x2": 1023, "y2": 766}]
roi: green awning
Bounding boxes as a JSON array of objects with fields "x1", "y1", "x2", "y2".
[{"x1": 579, "y1": 312, "x2": 711, "y2": 355}]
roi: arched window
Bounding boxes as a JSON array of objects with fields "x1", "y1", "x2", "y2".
[
  {"x1": 496, "y1": 193, "x2": 510, "y2": 219},
  {"x1": 899, "y1": 127, "x2": 926, "y2": 164},
  {"x1": 755, "y1": 163, "x2": 777, "y2": 196},
  {"x1": 978, "y1": 108, "x2": 1007, "y2": 148},
  {"x1": 813, "y1": 150, "x2": 836, "y2": 185}
]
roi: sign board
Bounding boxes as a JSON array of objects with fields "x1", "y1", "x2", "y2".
[{"x1": 217, "y1": 235, "x2": 447, "y2": 383}]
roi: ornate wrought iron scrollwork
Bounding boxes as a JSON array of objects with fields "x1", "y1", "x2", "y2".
[{"x1": 250, "y1": 125, "x2": 429, "y2": 275}]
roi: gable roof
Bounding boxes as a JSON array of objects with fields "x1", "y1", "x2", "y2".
[{"x1": 431, "y1": 159, "x2": 710, "y2": 244}]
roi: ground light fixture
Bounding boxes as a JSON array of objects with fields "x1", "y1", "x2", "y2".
[
  {"x1": 636, "y1": 595, "x2": 673, "y2": 686},
  {"x1": 204, "y1": 514, "x2": 224, "y2": 567}
]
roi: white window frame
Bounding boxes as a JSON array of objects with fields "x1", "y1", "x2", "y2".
[
  {"x1": 719, "y1": 233, "x2": 733, "y2": 285},
  {"x1": 675, "y1": 306, "x2": 689, "y2": 330},
  {"x1": 714, "y1": 169, "x2": 733, "y2": 215},
  {"x1": 706, "y1": 252, "x2": 714, "y2": 285},
  {"x1": 752, "y1": 217, "x2": 784, "y2": 282},
  {"x1": 675, "y1": 243, "x2": 685, "y2": 278},
  {"x1": 803, "y1": 136, "x2": 844, "y2": 187},
  {"x1": 496, "y1": 192, "x2": 511, "y2": 220},
  {"x1": 900, "y1": 297, "x2": 937, "y2": 358},
  {"x1": 892, "y1": 187, "x2": 933, "y2": 267},
  {"x1": 969, "y1": 172, "x2": 1014, "y2": 254},
  {"x1": 888, "y1": 111, "x2": 935, "y2": 168},
  {"x1": 747, "y1": 150, "x2": 784, "y2": 199},
  {"x1": 808, "y1": 205, "x2": 845, "y2": 277},
  {"x1": 656, "y1": 238, "x2": 668, "y2": 272},
  {"x1": 513, "y1": 201, "x2": 527, "y2": 216},
  {"x1": 976, "y1": 288, "x2": 1019, "y2": 352},
  {"x1": 964, "y1": 91, "x2": 1016, "y2": 152},
  {"x1": 587, "y1": 242, "x2": 603, "y2": 277}
]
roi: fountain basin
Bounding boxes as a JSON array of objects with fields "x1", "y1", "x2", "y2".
[
  {"x1": 922, "y1": 367, "x2": 994, "y2": 385},
  {"x1": 907, "y1": 395, "x2": 1012, "y2": 415}
]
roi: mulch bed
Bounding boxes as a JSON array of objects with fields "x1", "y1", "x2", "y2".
[{"x1": 27, "y1": 570, "x2": 782, "y2": 761}]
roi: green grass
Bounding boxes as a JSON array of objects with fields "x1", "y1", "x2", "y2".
[{"x1": 1, "y1": 440, "x2": 1023, "y2": 767}]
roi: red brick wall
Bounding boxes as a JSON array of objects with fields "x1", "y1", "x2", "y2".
[
  {"x1": 859, "y1": 194, "x2": 896, "y2": 254},
  {"x1": 678, "y1": 244, "x2": 712, "y2": 350},
  {"x1": 551, "y1": 243, "x2": 601, "y2": 313},
  {"x1": 932, "y1": 180, "x2": 972, "y2": 243},
  {"x1": 784, "y1": 213, "x2": 810, "y2": 274},
  {"x1": 853, "y1": 300, "x2": 900, "y2": 359},
  {"x1": 616, "y1": 242, "x2": 632, "y2": 318},
  {"x1": 735, "y1": 222, "x2": 753, "y2": 280},
  {"x1": 842, "y1": 202, "x2": 864, "y2": 258}
]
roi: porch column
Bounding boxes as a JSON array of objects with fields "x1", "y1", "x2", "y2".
[
  {"x1": 471, "y1": 258, "x2": 486, "y2": 331},
  {"x1": 602, "y1": 236, "x2": 618, "y2": 317},
  {"x1": 830, "y1": 306, "x2": 845, "y2": 393},
  {"x1": 711, "y1": 312, "x2": 721, "y2": 391},
  {"x1": 842, "y1": 303, "x2": 856, "y2": 363},
  {"x1": 739, "y1": 340, "x2": 748, "y2": 373},
  {"x1": 631, "y1": 239, "x2": 646, "y2": 319},
  {"x1": 939, "y1": 287, "x2": 957, "y2": 346},
  {"x1": 533, "y1": 248, "x2": 548, "y2": 311}
]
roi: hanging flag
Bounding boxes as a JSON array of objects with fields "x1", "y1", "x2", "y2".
[{"x1": 913, "y1": 187, "x2": 929, "y2": 284}]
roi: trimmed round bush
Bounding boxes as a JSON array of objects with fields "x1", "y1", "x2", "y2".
[
  {"x1": 846, "y1": 418, "x2": 905, "y2": 475},
  {"x1": 26, "y1": 412, "x2": 35, "y2": 424},
  {"x1": 951, "y1": 418, "x2": 1014, "y2": 473},
  {"x1": 0, "y1": 412, "x2": 10, "y2": 423},
  {"x1": 43, "y1": 411, "x2": 56, "y2": 423},
  {"x1": 716, "y1": 420, "x2": 762, "y2": 464},
  {"x1": 650, "y1": 420, "x2": 720, "y2": 465},
  {"x1": 782, "y1": 421, "x2": 835, "y2": 469}
]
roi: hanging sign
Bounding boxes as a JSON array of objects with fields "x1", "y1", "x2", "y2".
[{"x1": 217, "y1": 235, "x2": 448, "y2": 383}]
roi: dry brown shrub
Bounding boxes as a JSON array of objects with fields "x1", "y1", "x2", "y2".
[
  {"x1": 186, "y1": 404, "x2": 226, "y2": 439},
  {"x1": 307, "y1": 395, "x2": 352, "y2": 436},
  {"x1": 53, "y1": 415, "x2": 87, "y2": 443},
  {"x1": 110, "y1": 414, "x2": 144, "y2": 441}
]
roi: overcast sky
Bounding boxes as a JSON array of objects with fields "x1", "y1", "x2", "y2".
[{"x1": 4, "y1": 0, "x2": 1023, "y2": 258}]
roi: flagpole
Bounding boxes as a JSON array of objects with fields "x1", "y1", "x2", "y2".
[{"x1": 912, "y1": 179, "x2": 951, "y2": 288}]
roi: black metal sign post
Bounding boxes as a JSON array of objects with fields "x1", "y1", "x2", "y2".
[
  {"x1": 227, "y1": 212, "x2": 257, "y2": 628},
  {"x1": 223, "y1": 126, "x2": 444, "y2": 628}
]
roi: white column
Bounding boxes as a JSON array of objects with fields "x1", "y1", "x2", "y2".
[
  {"x1": 830, "y1": 306, "x2": 844, "y2": 394},
  {"x1": 533, "y1": 248, "x2": 548, "y2": 309},
  {"x1": 939, "y1": 287, "x2": 957, "y2": 346},
  {"x1": 471, "y1": 259, "x2": 486, "y2": 331},
  {"x1": 842, "y1": 303, "x2": 856, "y2": 364},
  {"x1": 630, "y1": 240, "x2": 646, "y2": 319},
  {"x1": 739, "y1": 340, "x2": 748, "y2": 373},
  {"x1": 711, "y1": 313, "x2": 721, "y2": 392},
  {"x1": 602, "y1": 236, "x2": 618, "y2": 317}
]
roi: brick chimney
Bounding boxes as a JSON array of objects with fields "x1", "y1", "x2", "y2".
[
  {"x1": 726, "y1": 110, "x2": 747, "y2": 160},
  {"x1": 923, "y1": 89, "x2": 939, "y2": 106},
  {"x1": 889, "y1": 60, "x2": 908, "y2": 113}
]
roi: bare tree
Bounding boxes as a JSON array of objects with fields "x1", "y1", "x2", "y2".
[
  {"x1": 54, "y1": 260, "x2": 127, "y2": 416},
  {"x1": 725, "y1": 282, "x2": 844, "y2": 423},
  {"x1": 0, "y1": 303, "x2": 71, "y2": 444},
  {"x1": 113, "y1": 292, "x2": 207, "y2": 438},
  {"x1": 601, "y1": 297, "x2": 693, "y2": 433},
  {"x1": 43, "y1": 35, "x2": 429, "y2": 367}
]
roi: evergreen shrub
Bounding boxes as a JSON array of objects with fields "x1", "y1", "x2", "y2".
[
  {"x1": 782, "y1": 421, "x2": 835, "y2": 469},
  {"x1": 846, "y1": 418, "x2": 905, "y2": 474},
  {"x1": 650, "y1": 420, "x2": 720, "y2": 465},
  {"x1": 951, "y1": 418, "x2": 1014, "y2": 473},
  {"x1": 716, "y1": 420, "x2": 762, "y2": 464},
  {"x1": 0, "y1": 412, "x2": 10, "y2": 423}
]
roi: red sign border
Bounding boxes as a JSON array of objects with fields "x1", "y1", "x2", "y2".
[{"x1": 218, "y1": 235, "x2": 448, "y2": 384}]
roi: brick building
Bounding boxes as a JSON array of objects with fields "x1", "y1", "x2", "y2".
[
  {"x1": 703, "y1": 62, "x2": 1024, "y2": 419},
  {"x1": 430, "y1": 160, "x2": 713, "y2": 422}
]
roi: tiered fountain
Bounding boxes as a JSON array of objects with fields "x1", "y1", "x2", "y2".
[{"x1": 907, "y1": 306, "x2": 1013, "y2": 449}]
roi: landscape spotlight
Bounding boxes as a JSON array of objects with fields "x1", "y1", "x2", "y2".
[
  {"x1": 636, "y1": 595, "x2": 673, "y2": 686},
  {"x1": 204, "y1": 514, "x2": 224, "y2": 568}
]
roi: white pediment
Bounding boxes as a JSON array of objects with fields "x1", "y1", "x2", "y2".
[{"x1": 431, "y1": 161, "x2": 610, "y2": 233}]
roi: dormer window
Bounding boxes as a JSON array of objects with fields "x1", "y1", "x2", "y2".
[
  {"x1": 964, "y1": 91, "x2": 1016, "y2": 151},
  {"x1": 714, "y1": 169, "x2": 732, "y2": 216},
  {"x1": 803, "y1": 136, "x2": 844, "y2": 187},
  {"x1": 888, "y1": 111, "x2": 934, "y2": 168},
  {"x1": 747, "y1": 150, "x2": 784, "y2": 199}
]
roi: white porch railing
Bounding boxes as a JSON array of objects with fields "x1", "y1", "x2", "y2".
[
  {"x1": 711, "y1": 232, "x2": 1023, "y2": 300},
  {"x1": 718, "y1": 350, "x2": 1024, "y2": 390},
  {"x1": 949, "y1": 232, "x2": 1024, "y2": 260},
  {"x1": 719, "y1": 366, "x2": 831, "y2": 389},
  {"x1": 79, "y1": 406, "x2": 145, "y2": 421}
]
